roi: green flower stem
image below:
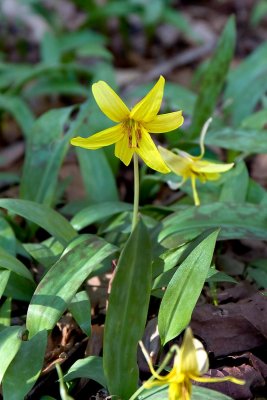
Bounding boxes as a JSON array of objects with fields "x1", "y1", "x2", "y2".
[{"x1": 131, "y1": 153, "x2": 140, "y2": 232}]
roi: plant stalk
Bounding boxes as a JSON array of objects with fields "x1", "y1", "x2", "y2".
[{"x1": 131, "y1": 153, "x2": 140, "y2": 232}]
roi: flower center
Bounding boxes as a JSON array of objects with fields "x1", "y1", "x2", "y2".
[{"x1": 123, "y1": 118, "x2": 142, "y2": 148}]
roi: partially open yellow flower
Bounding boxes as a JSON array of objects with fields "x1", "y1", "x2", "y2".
[
  {"x1": 71, "y1": 76, "x2": 183, "y2": 173},
  {"x1": 140, "y1": 327, "x2": 245, "y2": 400},
  {"x1": 158, "y1": 118, "x2": 234, "y2": 205}
]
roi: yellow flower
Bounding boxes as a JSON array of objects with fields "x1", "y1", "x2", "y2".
[
  {"x1": 140, "y1": 327, "x2": 245, "y2": 400},
  {"x1": 158, "y1": 118, "x2": 234, "y2": 205},
  {"x1": 71, "y1": 76, "x2": 183, "y2": 174}
]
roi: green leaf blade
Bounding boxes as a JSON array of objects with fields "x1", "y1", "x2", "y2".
[
  {"x1": 189, "y1": 16, "x2": 236, "y2": 137},
  {"x1": 158, "y1": 229, "x2": 219, "y2": 344},
  {"x1": 26, "y1": 236, "x2": 116, "y2": 337},
  {"x1": 2, "y1": 330, "x2": 47, "y2": 400},
  {"x1": 103, "y1": 220, "x2": 152, "y2": 399}
]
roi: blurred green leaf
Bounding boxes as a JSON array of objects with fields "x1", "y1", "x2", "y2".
[
  {"x1": 162, "y1": 9, "x2": 198, "y2": 42},
  {"x1": 0, "y1": 326, "x2": 22, "y2": 383},
  {"x1": 20, "y1": 107, "x2": 72, "y2": 204},
  {"x1": 250, "y1": 0, "x2": 267, "y2": 26},
  {"x1": 189, "y1": 17, "x2": 236, "y2": 137},
  {"x1": 24, "y1": 76, "x2": 88, "y2": 98},
  {"x1": 0, "y1": 94, "x2": 34, "y2": 137},
  {"x1": 224, "y1": 41, "x2": 267, "y2": 125},
  {"x1": 64, "y1": 356, "x2": 106, "y2": 387},
  {"x1": 158, "y1": 229, "x2": 218, "y2": 344},
  {"x1": 40, "y1": 32, "x2": 60, "y2": 65},
  {"x1": 23, "y1": 238, "x2": 64, "y2": 269},
  {"x1": 205, "y1": 127, "x2": 267, "y2": 153},
  {"x1": 71, "y1": 202, "x2": 132, "y2": 230},
  {"x1": 0, "y1": 246, "x2": 34, "y2": 282},
  {"x1": 247, "y1": 178, "x2": 267, "y2": 205},
  {"x1": 138, "y1": 384, "x2": 233, "y2": 399},
  {"x1": 4, "y1": 273, "x2": 36, "y2": 302},
  {"x1": 104, "y1": 220, "x2": 152, "y2": 399},
  {"x1": 0, "y1": 270, "x2": 10, "y2": 298},
  {"x1": 69, "y1": 291, "x2": 91, "y2": 337},
  {"x1": 0, "y1": 199, "x2": 77, "y2": 246},
  {"x1": 76, "y1": 148, "x2": 119, "y2": 204},
  {"x1": 2, "y1": 330, "x2": 47, "y2": 400},
  {"x1": 159, "y1": 202, "x2": 267, "y2": 247},
  {"x1": 26, "y1": 235, "x2": 116, "y2": 337},
  {"x1": 0, "y1": 297, "x2": 11, "y2": 327},
  {"x1": 0, "y1": 217, "x2": 16, "y2": 255},
  {"x1": 241, "y1": 108, "x2": 267, "y2": 129},
  {"x1": 219, "y1": 162, "x2": 249, "y2": 203}
]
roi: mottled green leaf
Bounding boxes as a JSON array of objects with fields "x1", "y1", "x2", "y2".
[
  {"x1": 2, "y1": 330, "x2": 47, "y2": 400},
  {"x1": 0, "y1": 270, "x2": 10, "y2": 298},
  {"x1": 0, "y1": 246, "x2": 34, "y2": 282},
  {"x1": 0, "y1": 199, "x2": 77, "y2": 246},
  {"x1": 158, "y1": 230, "x2": 218, "y2": 344},
  {"x1": 20, "y1": 107, "x2": 72, "y2": 204},
  {"x1": 0, "y1": 217, "x2": 16, "y2": 255},
  {"x1": 138, "y1": 385, "x2": 233, "y2": 399},
  {"x1": 189, "y1": 17, "x2": 236, "y2": 137},
  {"x1": 69, "y1": 291, "x2": 91, "y2": 337},
  {"x1": 206, "y1": 127, "x2": 267, "y2": 153},
  {"x1": 4, "y1": 273, "x2": 35, "y2": 302},
  {"x1": 26, "y1": 235, "x2": 116, "y2": 337},
  {"x1": 0, "y1": 297, "x2": 11, "y2": 326},
  {"x1": 225, "y1": 41, "x2": 267, "y2": 125},
  {"x1": 159, "y1": 202, "x2": 267, "y2": 247},
  {"x1": 64, "y1": 356, "x2": 106, "y2": 387},
  {"x1": 71, "y1": 202, "x2": 132, "y2": 230},
  {"x1": 0, "y1": 326, "x2": 22, "y2": 383},
  {"x1": 103, "y1": 220, "x2": 152, "y2": 399},
  {"x1": 0, "y1": 94, "x2": 34, "y2": 137},
  {"x1": 219, "y1": 162, "x2": 249, "y2": 203},
  {"x1": 76, "y1": 148, "x2": 119, "y2": 204}
]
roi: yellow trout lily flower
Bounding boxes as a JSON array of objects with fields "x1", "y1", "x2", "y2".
[
  {"x1": 140, "y1": 327, "x2": 245, "y2": 400},
  {"x1": 71, "y1": 76, "x2": 183, "y2": 173},
  {"x1": 158, "y1": 118, "x2": 234, "y2": 205}
]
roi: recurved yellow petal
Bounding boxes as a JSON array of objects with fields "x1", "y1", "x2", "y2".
[
  {"x1": 136, "y1": 129, "x2": 170, "y2": 173},
  {"x1": 143, "y1": 111, "x2": 184, "y2": 133},
  {"x1": 192, "y1": 161, "x2": 234, "y2": 174},
  {"x1": 158, "y1": 146, "x2": 190, "y2": 177},
  {"x1": 130, "y1": 76, "x2": 165, "y2": 123},
  {"x1": 115, "y1": 134, "x2": 134, "y2": 166},
  {"x1": 92, "y1": 81, "x2": 130, "y2": 122},
  {"x1": 70, "y1": 124, "x2": 124, "y2": 149}
]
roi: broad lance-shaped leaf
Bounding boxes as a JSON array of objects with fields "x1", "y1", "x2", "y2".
[
  {"x1": 158, "y1": 229, "x2": 219, "y2": 345},
  {"x1": 224, "y1": 41, "x2": 267, "y2": 126},
  {"x1": 0, "y1": 94, "x2": 34, "y2": 137},
  {"x1": 71, "y1": 201, "x2": 132, "y2": 230},
  {"x1": 137, "y1": 384, "x2": 234, "y2": 400},
  {"x1": 0, "y1": 217, "x2": 16, "y2": 255},
  {"x1": 20, "y1": 107, "x2": 72, "y2": 203},
  {"x1": 205, "y1": 127, "x2": 267, "y2": 154},
  {"x1": 26, "y1": 235, "x2": 117, "y2": 337},
  {"x1": 0, "y1": 326, "x2": 22, "y2": 383},
  {"x1": 64, "y1": 356, "x2": 106, "y2": 388},
  {"x1": 159, "y1": 202, "x2": 267, "y2": 248},
  {"x1": 0, "y1": 199, "x2": 77, "y2": 246},
  {"x1": 103, "y1": 219, "x2": 152, "y2": 399},
  {"x1": 0, "y1": 270, "x2": 10, "y2": 298},
  {"x1": 69, "y1": 291, "x2": 91, "y2": 337},
  {"x1": 2, "y1": 330, "x2": 47, "y2": 400},
  {"x1": 0, "y1": 246, "x2": 34, "y2": 282},
  {"x1": 189, "y1": 16, "x2": 236, "y2": 138},
  {"x1": 0, "y1": 297, "x2": 11, "y2": 327}
]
